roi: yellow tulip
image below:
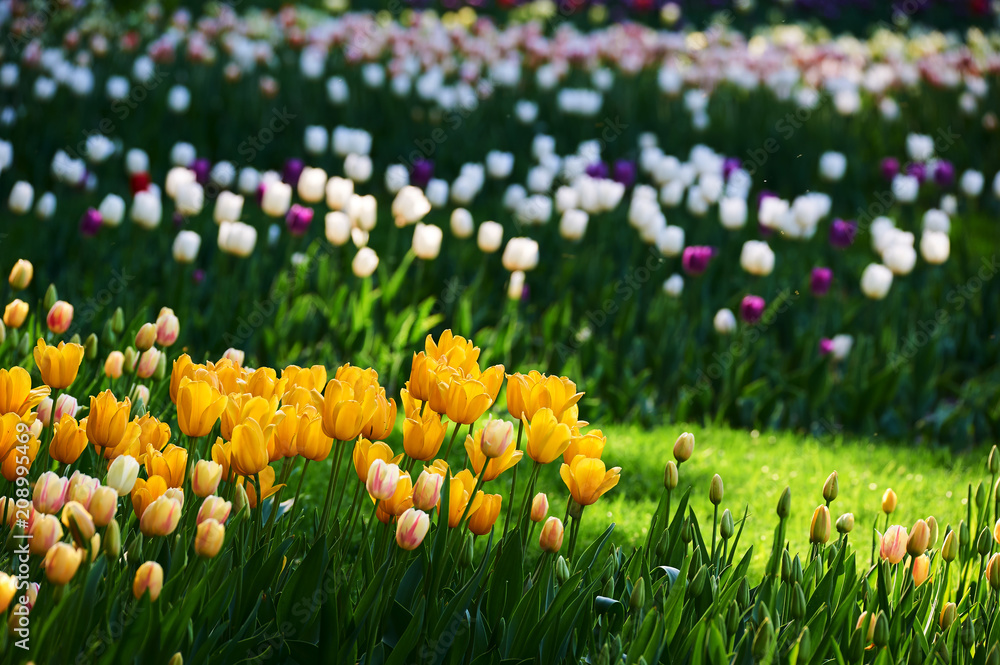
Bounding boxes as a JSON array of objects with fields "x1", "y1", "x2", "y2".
[
  {"x1": 505, "y1": 371, "x2": 543, "y2": 420},
  {"x1": 523, "y1": 408, "x2": 574, "y2": 465},
  {"x1": 33, "y1": 339, "x2": 85, "y2": 389},
  {"x1": 230, "y1": 419, "x2": 271, "y2": 478},
  {"x1": 246, "y1": 367, "x2": 288, "y2": 402},
  {"x1": 321, "y1": 379, "x2": 377, "y2": 441},
  {"x1": 135, "y1": 414, "x2": 171, "y2": 451},
  {"x1": 402, "y1": 409, "x2": 448, "y2": 461},
  {"x1": 529, "y1": 375, "x2": 584, "y2": 420},
  {"x1": 465, "y1": 428, "x2": 522, "y2": 481},
  {"x1": 375, "y1": 472, "x2": 413, "y2": 524},
  {"x1": 169, "y1": 354, "x2": 194, "y2": 403},
  {"x1": 295, "y1": 408, "x2": 333, "y2": 462},
  {"x1": 86, "y1": 390, "x2": 132, "y2": 449},
  {"x1": 0, "y1": 367, "x2": 49, "y2": 416},
  {"x1": 195, "y1": 519, "x2": 225, "y2": 558},
  {"x1": 43, "y1": 542, "x2": 83, "y2": 585},
  {"x1": 50, "y1": 414, "x2": 89, "y2": 464},
  {"x1": 145, "y1": 443, "x2": 188, "y2": 488},
  {"x1": 239, "y1": 465, "x2": 284, "y2": 509},
  {"x1": 133, "y1": 561, "x2": 164, "y2": 601},
  {"x1": 176, "y1": 379, "x2": 228, "y2": 438},
  {"x1": 444, "y1": 377, "x2": 493, "y2": 425},
  {"x1": 559, "y1": 455, "x2": 621, "y2": 506},
  {"x1": 211, "y1": 438, "x2": 235, "y2": 482},
  {"x1": 220, "y1": 393, "x2": 279, "y2": 441},
  {"x1": 131, "y1": 475, "x2": 168, "y2": 518},
  {"x1": 425, "y1": 330, "x2": 480, "y2": 376},
  {"x1": 139, "y1": 495, "x2": 182, "y2": 536},
  {"x1": 101, "y1": 421, "x2": 141, "y2": 461},
  {"x1": 406, "y1": 353, "x2": 439, "y2": 403},
  {"x1": 468, "y1": 494, "x2": 503, "y2": 536},
  {"x1": 272, "y1": 404, "x2": 301, "y2": 458},
  {"x1": 3, "y1": 299, "x2": 29, "y2": 329},
  {"x1": 281, "y1": 365, "x2": 328, "y2": 392},
  {"x1": 0, "y1": 573, "x2": 17, "y2": 613},
  {"x1": 362, "y1": 390, "x2": 396, "y2": 441},
  {"x1": 471, "y1": 365, "x2": 506, "y2": 403},
  {"x1": 3, "y1": 432, "x2": 38, "y2": 481},
  {"x1": 562, "y1": 428, "x2": 606, "y2": 464},
  {"x1": 441, "y1": 474, "x2": 483, "y2": 528}
]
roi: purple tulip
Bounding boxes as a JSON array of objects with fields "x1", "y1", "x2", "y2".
[
  {"x1": 819, "y1": 338, "x2": 834, "y2": 355},
  {"x1": 933, "y1": 160, "x2": 954, "y2": 187},
  {"x1": 192, "y1": 158, "x2": 211, "y2": 185},
  {"x1": 740, "y1": 295, "x2": 765, "y2": 324},
  {"x1": 880, "y1": 157, "x2": 899, "y2": 181},
  {"x1": 255, "y1": 183, "x2": 267, "y2": 206},
  {"x1": 585, "y1": 162, "x2": 608, "y2": 179},
  {"x1": 285, "y1": 204, "x2": 314, "y2": 236},
  {"x1": 723, "y1": 157, "x2": 741, "y2": 180},
  {"x1": 79, "y1": 208, "x2": 102, "y2": 236},
  {"x1": 612, "y1": 159, "x2": 636, "y2": 187},
  {"x1": 282, "y1": 158, "x2": 305, "y2": 187},
  {"x1": 906, "y1": 161, "x2": 926, "y2": 184},
  {"x1": 829, "y1": 218, "x2": 857, "y2": 249},
  {"x1": 681, "y1": 246, "x2": 715, "y2": 276},
  {"x1": 410, "y1": 159, "x2": 434, "y2": 188},
  {"x1": 810, "y1": 267, "x2": 833, "y2": 296}
]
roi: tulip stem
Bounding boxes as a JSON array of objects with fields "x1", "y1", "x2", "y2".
[
  {"x1": 567, "y1": 506, "x2": 584, "y2": 561},
  {"x1": 443, "y1": 421, "x2": 462, "y2": 460},
  {"x1": 331, "y1": 442, "x2": 350, "y2": 520},
  {"x1": 284, "y1": 460, "x2": 309, "y2": 541},
  {"x1": 501, "y1": 420, "x2": 524, "y2": 540},
  {"x1": 516, "y1": 462, "x2": 541, "y2": 538},
  {"x1": 252, "y1": 473, "x2": 263, "y2": 544},
  {"x1": 318, "y1": 441, "x2": 342, "y2": 539},
  {"x1": 711, "y1": 504, "x2": 719, "y2": 565},
  {"x1": 346, "y1": 499, "x2": 380, "y2": 589}
]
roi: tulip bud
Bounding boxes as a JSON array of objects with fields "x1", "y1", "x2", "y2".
[
  {"x1": 412, "y1": 471, "x2": 444, "y2": 511},
  {"x1": 192, "y1": 460, "x2": 223, "y2": 498},
  {"x1": 663, "y1": 461, "x2": 678, "y2": 490},
  {"x1": 688, "y1": 565, "x2": 707, "y2": 597},
  {"x1": 104, "y1": 351, "x2": 125, "y2": 378},
  {"x1": 595, "y1": 644, "x2": 610, "y2": 665},
  {"x1": 539, "y1": 517, "x2": 564, "y2": 553},
  {"x1": 941, "y1": 530, "x2": 959, "y2": 562},
  {"x1": 43, "y1": 542, "x2": 83, "y2": 585},
  {"x1": 752, "y1": 617, "x2": 773, "y2": 661},
  {"x1": 926, "y1": 516, "x2": 939, "y2": 549},
  {"x1": 69, "y1": 333, "x2": 81, "y2": 345},
  {"x1": 990, "y1": 446, "x2": 999, "y2": 474},
  {"x1": 134, "y1": 323, "x2": 156, "y2": 351},
  {"x1": 835, "y1": 512, "x2": 854, "y2": 534},
  {"x1": 154, "y1": 352, "x2": 167, "y2": 381},
  {"x1": 720, "y1": 509, "x2": 734, "y2": 540},
  {"x1": 961, "y1": 614, "x2": 975, "y2": 648},
  {"x1": 16, "y1": 332, "x2": 29, "y2": 356},
  {"x1": 988, "y1": 553, "x2": 1000, "y2": 591},
  {"x1": 46, "y1": 300, "x2": 74, "y2": 334},
  {"x1": 459, "y1": 533, "x2": 474, "y2": 569},
  {"x1": 822, "y1": 472, "x2": 838, "y2": 503},
  {"x1": 169, "y1": 654, "x2": 183, "y2": 665},
  {"x1": 123, "y1": 347, "x2": 139, "y2": 374},
  {"x1": 655, "y1": 530, "x2": 668, "y2": 559},
  {"x1": 195, "y1": 518, "x2": 225, "y2": 558},
  {"x1": 776, "y1": 487, "x2": 791, "y2": 519},
  {"x1": 0, "y1": 320, "x2": 5, "y2": 345},
  {"x1": 8, "y1": 260, "x2": 33, "y2": 290},
  {"x1": 61, "y1": 501, "x2": 96, "y2": 546},
  {"x1": 629, "y1": 580, "x2": 646, "y2": 614},
  {"x1": 978, "y1": 527, "x2": 993, "y2": 557},
  {"x1": 680, "y1": 518, "x2": 693, "y2": 544},
  {"x1": 43, "y1": 284, "x2": 58, "y2": 312},
  {"x1": 133, "y1": 561, "x2": 164, "y2": 601},
  {"x1": 198, "y1": 496, "x2": 232, "y2": 525},
  {"x1": 555, "y1": 556, "x2": 571, "y2": 584},
  {"x1": 29, "y1": 514, "x2": 63, "y2": 555},
  {"x1": 976, "y1": 482, "x2": 987, "y2": 509},
  {"x1": 737, "y1": 578, "x2": 750, "y2": 609},
  {"x1": 709, "y1": 474, "x2": 724, "y2": 505},
  {"x1": 111, "y1": 307, "x2": 124, "y2": 334},
  {"x1": 908, "y1": 519, "x2": 930, "y2": 556},
  {"x1": 33, "y1": 472, "x2": 69, "y2": 514},
  {"x1": 789, "y1": 582, "x2": 806, "y2": 620},
  {"x1": 780, "y1": 550, "x2": 792, "y2": 583},
  {"x1": 881, "y1": 488, "x2": 897, "y2": 514},
  {"x1": 940, "y1": 602, "x2": 957, "y2": 630},
  {"x1": 810, "y1": 506, "x2": 831, "y2": 544},
  {"x1": 155, "y1": 313, "x2": 180, "y2": 347},
  {"x1": 673, "y1": 432, "x2": 694, "y2": 463},
  {"x1": 107, "y1": 455, "x2": 140, "y2": 496},
  {"x1": 480, "y1": 419, "x2": 514, "y2": 458},
  {"x1": 873, "y1": 612, "x2": 889, "y2": 648},
  {"x1": 139, "y1": 496, "x2": 182, "y2": 537},
  {"x1": 531, "y1": 493, "x2": 549, "y2": 523},
  {"x1": 163, "y1": 488, "x2": 185, "y2": 509},
  {"x1": 366, "y1": 460, "x2": 400, "y2": 501},
  {"x1": 233, "y1": 483, "x2": 250, "y2": 521},
  {"x1": 83, "y1": 333, "x2": 98, "y2": 359},
  {"x1": 395, "y1": 508, "x2": 430, "y2": 551}
]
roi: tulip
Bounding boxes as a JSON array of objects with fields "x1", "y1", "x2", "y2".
[
  {"x1": 480, "y1": 419, "x2": 514, "y2": 458},
  {"x1": 198, "y1": 496, "x2": 232, "y2": 525},
  {"x1": 361, "y1": 390, "x2": 396, "y2": 442},
  {"x1": 107, "y1": 454, "x2": 140, "y2": 495},
  {"x1": 366, "y1": 459, "x2": 400, "y2": 501},
  {"x1": 987, "y1": 553, "x2": 1000, "y2": 591},
  {"x1": 560, "y1": 455, "x2": 622, "y2": 506},
  {"x1": 442, "y1": 474, "x2": 483, "y2": 528},
  {"x1": 135, "y1": 323, "x2": 157, "y2": 351},
  {"x1": 465, "y1": 428, "x2": 522, "y2": 482},
  {"x1": 477, "y1": 221, "x2": 504, "y2": 253},
  {"x1": 46, "y1": 301, "x2": 74, "y2": 334},
  {"x1": 86, "y1": 389, "x2": 131, "y2": 448},
  {"x1": 30, "y1": 514, "x2": 63, "y2": 555},
  {"x1": 321, "y1": 379, "x2": 377, "y2": 441},
  {"x1": 230, "y1": 419, "x2": 271, "y2": 478},
  {"x1": 89, "y1": 486, "x2": 117, "y2": 527},
  {"x1": 673, "y1": 432, "x2": 695, "y2": 463},
  {"x1": 67, "y1": 471, "x2": 99, "y2": 509},
  {"x1": 682, "y1": 246, "x2": 714, "y2": 276},
  {"x1": 562, "y1": 429, "x2": 606, "y2": 464},
  {"x1": 43, "y1": 542, "x2": 83, "y2": 585},
  {"x1": 104, "y1": 351, "x2": 125, "y2": 379},
  {"x1": 412, "y1": 223, "x2": 443, "y2": 260},
  {"x1": 33, "y1": 339, "x2": 84, "y2": 389},
  {"x1": 3, "y1": 299, "x2": 29, "y2": 328},
  {"x1": 172, "y1": 230, "x2": 201, "y2": 263},
  {"x1": 61, "y1": 500, "x2": 95, "y2": 545},
  {"x1": 0, "y1": 573, "x2": 17, "y2": 613},
  {"x1": 218, "y1": 221, "x2": 258, "y2": 257},
  {"x1": 294, "y1": 408, "x2": 334, "y2": 462},
  {"x1": 136, "y1": 347, "x2": 161, "y2": 380},
  {"x1": 375, "y1": 471, "x2": 413, "y2": 522},
  {"x1": 352, "y1": 438, "x2": 397, "y2": 484},
  {"x1": 880, "y1": 525, "x2": 908, "y2": 564},
  {"x1": 861, "y1": 264, "x2": 893, "y2": 300},
  {"x1": 402, "y1": 410, "x2": 448, "y2": 461},
  {"x1": 176, "y1": 380, "x2": 228, "y2": 438},
  {"x1": 939, "y1": 603, "x2": 957, "y2": 630},
  {"x1": 8, "y1": 259, "x2": 32, "y2": 290},
  {"x1": 523, "y1": 408, "x2": 574, "y2": 465},
  {"x1": 740, "y1": 296, "x2": 765, "y2": 324},
  {"x1": 133, "y1": 561, "x2": 164, "y2": 601},
  {"x1": 195, "y1": 518, "x2": 225, "y2": 558},
  {"x1": 531, "y1": 493, "x2": 549, "y2": 522},
  {"x1": 33, "y1": 471, "x2": 69, "y2": 514},
  {"x1": 395, "y1": 508, "x2": 430, "y2": 550},
  {"x1": 140, "y1": 496, "x2": 182, "y2": 536},
  {"x1": 809, "y1": 505, "x2": 831, "y2": 544},
  {"x1": 49, "y1": 414, "x2": 88, "y2": 464},
  {"x1": 714, "y1": 308, "x2": 736, "y2": 335},
  {"x1": 468, "y1": 494, "x2": 503, "y2": 536},
  {"x1": 412, "y1": 470, "x2": 444, "y2": 511},
  {"x1": 912, "y1": 554, "x2": 931, "y2": 586},
  {"x1": 882, "y1": 489, "x2": 897, "y2": 514},
  {"x1": 836, "y1": 513, "x2": 855, "y2": 534},
  {"x1": 352, "y1": 247, "x2": 379, "y2": 278},
  {"x1": 908, "y1": 519, "x2": 930, "y2": 556},
  {"x1": 855, "y1": 611, "x2": 876, "y2": 648},
  {"x1": 539, "y1": 516, "x2": 564, "y2": 552}
]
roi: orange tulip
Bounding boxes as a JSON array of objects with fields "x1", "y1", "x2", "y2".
[
  {"x1": 246, "y1": 367, "x2": 288, "y2": 402},
  {"x1": 220, "y1": 393, "x2": 279, "y2": 441},
  {"x1": 0, "y1": 367, "x2": 50, "y2": 417},
  {"x1": 361, "y1": 390, "x2": 396, "y2": 441},
  {"x1": 33, "y1": 339, "x2": 85, "y2": 389},
  {"x1": 468, "y1": 494, "x2": 502, "y2": 536},
  {"x1": 176, "y1": 379, "x2": 228, "y2": 438},
  {"x1": 425, "y1": 330, "x2": 480, "y2": 375},
  {"x1": 135, "y1": 414, "x2": 171, "y2": 451},
  {"x1": 239, "y1": 465, "x2": 284, "y2": 509},
  {"x1": 559, "y1": 455, "x2": 621, "y2": 506},
  {"x1": 86, "y1": 390, "x2": 131, "y2": 449},
  {"x1": 3, "y1": 299, "x2": 29, "y2": 329},
  {"x1": 49, "y1": 414, "x2": 89, "y2": 464},
  {"x1": 523, "y1": 408, "x2": 574, "y2": 465},
  {"x1": 145, "y1": 443, "x2": 188, "y2": 488},
  {"x1": 406, "y1": 353, "x2": 440, "y2": 403},
  {"x1": 562, "y1": 428, "x2": 606, "y2": 463},
  {"x1": 321, "y1": 379, "x2": 377, "y2": 441},
  {"x1": 295, "y1": 407, "x2": 333, "y2": 462},
  {"x1": 230, "y1": 419, "x2": 272, "y2": 478},
  {"x1": 131, "y1": 475, "x2": 169, "y2": 518},
  {"x1": 402, "y1": 409, "x2": 448, "y2": 461},
  {"x1": 444, "y1": 377, "x2": 494, "y2": 425},
  {"x1": 441, "y1": 473, "x2": 483, "y2": 528}
]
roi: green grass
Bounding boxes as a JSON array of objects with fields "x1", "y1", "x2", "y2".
[{"x1": 295, "y1": 422, "x2": 988, "y2": 580}]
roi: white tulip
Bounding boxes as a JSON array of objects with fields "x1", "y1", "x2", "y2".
[
  {"x1": 325, "y1": 176, "x2": 354, "y2": 210},
  {"x1": 559, "y1": 209, "x2": 589, "y2": 241},
  {"x1": 385, "y1": 164, "x2": 409, "y2": 193},
  {"x1": 167, "y1": 85, "x2": 190, "y2": 113},
  {"x1": 304, "y1": 126, "x2": 328, "y2": 155},
  {"x1": 486, "y1": 151, "x2": 514, "y2": 179},
  {"x1": 125, "y1": 149, "x2": 149, "y2": 175},
  {"x1": 660, "y1": 180, "x2": 685, "y2": 207},
  {"x1": 739, "y1": 240, "x2": 775, "y2": 276},
  {"x1": 830, "y1": 334, "x2": 853, "y2": 361},
  {"x1": 131, "y1": 191, "x2": 162, "y2": 229},
  {"x1": 515, "y1": 100, "x2": 538, "y2": 124},
  {"x1": 325, "y1": 212, "x2": 351, "y2": 246},
  {"x1": 347, "y1": 194, "x2": 377, "y2": 231},
  {"x1": 507, "y1": 270, "x2": 526, "y2": 300},
  {"x1": 210, "y1": 162, "x2": 235, "y2": 189},
  {"x1": 596, "y1": 180, "x2": 625, "y2": 211},
  {"x1": 392, "y1": 186, "x2": 431, "y2": 226},
  {"x1": 426, "y1": 179, "x2": 449, "y2": 208},
  {"x1": 686, "y1": 186, "x2": 709, "y2": 217},
  {"x1": 327, "y1": 76, "x2": 349, "y2": 104},
  {"x1": 960, "y1": 169, "x2": 984, "y2": 197},
  {"x1": 35, "y1": 192, "x2": 56, "y2": 219},
  {"x1": 237, "y1": 167, "x2": 260, "y2": 195},
  {"x1": 344, "y1": 153, "x2": 372, "y2": 183},
  {"x1": 891, "y1": 174, "x2": 919, "y2": 204},
  {"x1": 170, "y1": 142, "x2": 196, "y2": 167},
  {"x1": 297, "y1": 167, "x2": 327, "y2": 203},
  {"x1": 860, "y1": 263, "x2": 893, "y2": 300},
  {"x1": 261, "y1": 182, "x2": 292, "y2": 218},
  {"x1": 555, "y1": 186, "x2": 580, "y2": 213},
  {"x1": 502, "y1": 237, "x2": 540, "y2": 272},
  {"x1": 656, "y1": 225, "x2": 685, "y2": 257},
  {"x1": 450, "y1": 209, "x2": 474, "y2": 238},
  {"x1": 527, "y1": 166, "x2": 554, "y2": 193},
  {"x1": 98, "y1": 194, "x2": 126, "y2": 227},
  {"x1": 165, "y1": 167, "x2": 196, "y2": 199},
  {"x1": 8, "y1": 181, "x2": 33, "y2": 214},
  {"x1": 352, "y1": 247, "x2": 379, "y2": 278},
  {"x1": 173, "y1": 230, "x2": 201, "y2": 263},
  {"x1": 175, "y1": 182, "x2": 204, "y2": 216},
  {"x1": 86, "y1": 135, "x2": 115, "y2": 163},
  {"x1": 719, "y1": 197, "x2": 747, "y2": 230},
  {"x1": 106, "y1": 455, "x2": 140, "y2": 496},
  {"x1": 503, "y1": 184, "x2": 527, "y2": 211},
  {"x1": 477, "y1": 221, "x2": 504, "y2": 253},
  {"x1": 714, "y1": 309, "x2": 737, "y2": 335},
  {"x1": 412, "y1": 223, "x2": 444, "y2": 260},
  {"x1": 214, "y1": 191, "x2": 244, "y2": 224},
  {"x1": 993, "y1": 171, "x2": 1000, "y2": 199},
  {"x1": 920, "y1": 231, "x2": 950, "y2": 264},
  {"x1": 883, "y1": 243, "x2": 916, "y2": 275},
  {"x1": 351, "y1": 227, "x2": 369, "y2": 248},
  {"x1": 663, "y1": 274, "x2": 684, "y2": 298},
  {"x1": 218, "y1": 221, "x2": 257, "y2": 258},
  {"x1": 906, "y1": 133, "x2": 934, "y2": 161},
  {"x1": 922, "y1": 209, "x2": 950, "y2": 234},
  {"x1": 870, "y1": 217, "x2": 896, "y2": 252},
  {"x1": 818, "y1": 151, "x2": 847, "y2": 181},
  {"x1": 940, "y1": 194, "x2": 957, "y2": 216}
]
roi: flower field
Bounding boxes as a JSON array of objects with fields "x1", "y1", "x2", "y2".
[{"x1": 1, "y1": 1, "x2": 1000, "y2": 663}]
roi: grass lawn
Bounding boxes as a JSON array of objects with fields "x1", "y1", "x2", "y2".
[{"x1": 296, "y1": 422, "x2": 987, "y2": 579}]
